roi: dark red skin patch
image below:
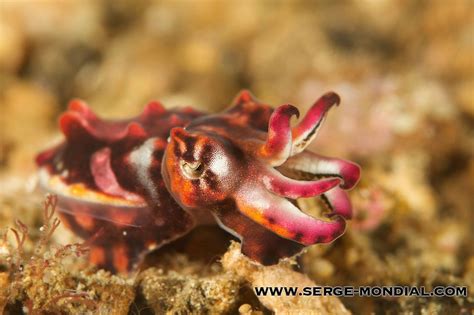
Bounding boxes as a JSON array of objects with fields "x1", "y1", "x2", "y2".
[{"x1": 57, "y1": 190, "x2": 194, "y2": 273}]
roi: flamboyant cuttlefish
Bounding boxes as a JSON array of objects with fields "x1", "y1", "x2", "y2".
[{"x1": 36, "y1": 91, "x2": 360, "y2": 273}]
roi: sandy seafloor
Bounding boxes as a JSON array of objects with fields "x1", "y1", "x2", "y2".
[{"x1": 0, "y1": 1, "x2": 473, "y2": 314}]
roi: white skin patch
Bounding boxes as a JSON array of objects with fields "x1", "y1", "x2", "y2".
[
  {"x1": 129, "y1": 138, "x2": 160, "y2": 203},
  {"x1": 313, "y1": 160, "x2": 340, "y2": 175},
  {"x1": 238, "y1": 184, "x2": 270, "y2": 213},
  {"x1": 56, "y1": 161, "x2": 64, "y2": 170},
  {"x1": 209, "y1": 152, "x2": 230, "y2": 177},
  {"x1": 287, "y1": 153, "x2": 340, "y2": 176}
]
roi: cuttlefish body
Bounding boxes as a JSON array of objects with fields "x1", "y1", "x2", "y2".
[{"x1": 36, "y1": 91, "x2": 360, "y2": 273}]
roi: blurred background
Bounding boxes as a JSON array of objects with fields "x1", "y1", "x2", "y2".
[{"x1": 0, "y1": 0, "x2": 473, "y2": 313}]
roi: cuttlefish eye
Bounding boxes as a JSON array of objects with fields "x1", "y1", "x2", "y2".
[
  {"x1": 180, "y1": 160, "x2": 205, "y2": 179},
  {"x1": 162, "y1": 127, "x2": 241, "y2": 209}
]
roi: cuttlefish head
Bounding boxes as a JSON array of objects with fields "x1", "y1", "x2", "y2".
[{"x1": 162, "y1": 91, "x2": 360, "y2": 260}]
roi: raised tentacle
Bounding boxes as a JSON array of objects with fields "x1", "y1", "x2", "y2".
[
  {"x1": 285, "y1": 151, "x2": 360, "y2": 189},
  {"x1": 258, "y1": 105, "x2": 299, "y2": 166},
  {"x1": 234, "y1": 184, "x2": 346, "y2": 245},
  {"x1": 262, "y1": 167, "x2": 341, "y2": 199},
  {"x1": 291, "y1": 92, "x2": 340, "y2": 155}
]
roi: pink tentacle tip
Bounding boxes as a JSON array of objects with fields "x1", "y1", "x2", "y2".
[
  {"x1": 340, "y1": 161, "x2": 361, "y2": 190},
  {"x1": 325, "y1": 188, "x2": 353, "y2": 219},
  {"x1": 321, "y1": 91, "x2": 341, "y2": 107},
  {"x1": 276, "y1": 104, "x2": 300, "y2": 119},
  {"x1": 267, "y1": 104, "x2": 300, "y2": 135},
  {"x1": 303, "y1": 217, "x2": 346, "y2": 245}
]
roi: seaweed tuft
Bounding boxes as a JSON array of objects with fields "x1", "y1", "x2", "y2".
[{"x1": 0, "y1": 194, "x2": 134, "y2": 314}]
